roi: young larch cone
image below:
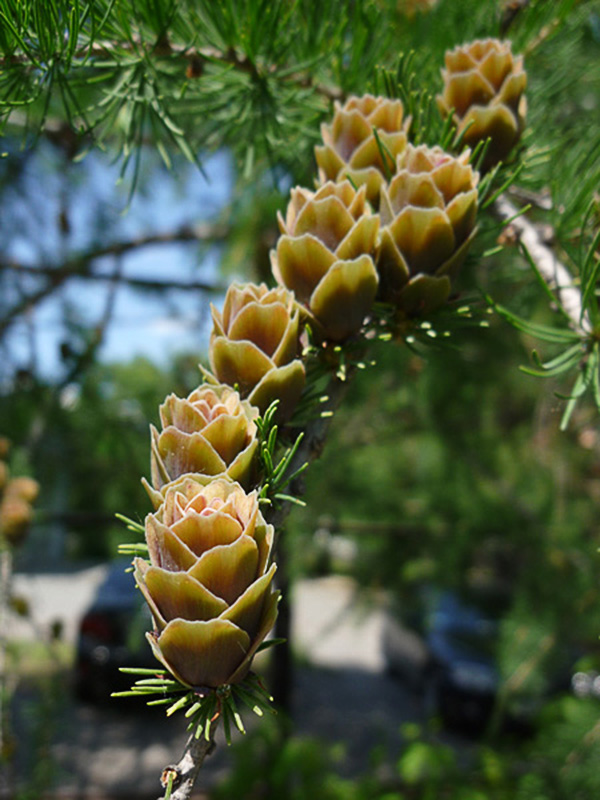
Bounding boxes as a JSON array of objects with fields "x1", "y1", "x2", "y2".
[
  {"x1": 378, "y1": 143, "x2": 479, "y2": 315},
  {"x1": 272, "y1": 180, "x2": 379, "y2": 341},
  {"x1": 398, "y1": 0, "x2": 438, "y2": 17},
  {"x1": 135, "y1": 476, "x2": 279, "y2": 688},
  {"x1": 315, "y1": 94, "x2": 409, "y2": 206},
  {"x1": 150, "y1": 384, "x2": 258, "y2": 492},
  {"x1": 437, "y1": 38, "x2": 527, "y2": 170},
  {"x1": 209, "y1": 283, "x2": 305, "y2": 420}
]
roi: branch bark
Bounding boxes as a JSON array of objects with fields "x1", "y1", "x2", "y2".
[
  {"x1": 55, "y1": 255, "x2": 123, "y2": 389},
  {"x1": 493, "y1": 194, "x2": 591, "y2": 335},
  {"x1": 1, "y1": 261, "x2": 227, "y2": 293}
]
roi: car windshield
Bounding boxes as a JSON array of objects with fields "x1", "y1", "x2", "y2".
[
  {"x1": 428, "y1": 590, "x2": 500, "y2": 660},
  {"x1": 444, "y1": 623, "x2": 497, "y2": 659},
  {"x1": 93, "y1": 561, "x2": 138, "y2": 606}
]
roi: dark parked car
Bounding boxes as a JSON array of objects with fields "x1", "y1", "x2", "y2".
[
  {"x1": 74, "y1": 559, "x2": 155, "y2": 702},
  {"x1": 382, "y1": 586, "x2": 584, "y2": 732}
]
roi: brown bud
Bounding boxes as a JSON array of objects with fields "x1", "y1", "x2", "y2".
[{"x1": 186, "y1": 56, "x2": 204, "y2": 79}]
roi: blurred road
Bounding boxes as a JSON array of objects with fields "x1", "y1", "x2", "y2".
[{"x1": 7, "y1": 569, "x2": 432, "y2": 799}]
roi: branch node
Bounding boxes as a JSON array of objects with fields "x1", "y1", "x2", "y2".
[{"x1": 160, "y1": 767, "x2": 180, "y2": 789}]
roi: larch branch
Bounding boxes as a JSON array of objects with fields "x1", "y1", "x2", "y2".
[
  {"x1": 0, "y1": 39, "x2": 343, "y2": 101},
  {"x1": 493, "y1": 194, "x2": 591, "y2": 335},
  {"x1": 158, "y1": 730, "x2": 216, "y2": 800}
]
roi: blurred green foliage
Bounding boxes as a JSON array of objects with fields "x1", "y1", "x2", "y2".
[
  {"x1": 212, "y1": 713, "x2": 404, "y2": 800},
  {"x1": 213, "y1": 698, "x2": 600, "y2": 800},
  {"x1": 0, "y1": 354, "x2": 200, "y2": 559}
]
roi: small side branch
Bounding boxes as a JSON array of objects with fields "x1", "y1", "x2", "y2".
[
  {"x1": 158, "y1": 731, "x2": 216, "y2": 800},
  {"x1": 493, "y1": 194, "x2": 591, "y2": 335}
]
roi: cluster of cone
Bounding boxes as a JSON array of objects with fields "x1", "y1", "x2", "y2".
[
  {"x1": 0, "y1": 438, "x2": 39, "y2": 548},
  {"x1": 138, "y1": 384, "x2": 278, "y2": 689},
  {"x1": 135, "y1": 37, "x2": 526, "y2": 690}
]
